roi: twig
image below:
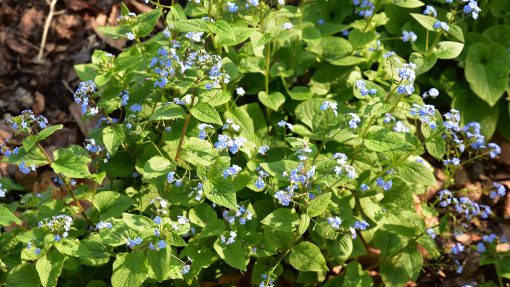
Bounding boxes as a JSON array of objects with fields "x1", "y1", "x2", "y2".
[{"x1": 37, "y1": 0, "x2": 58, "y2": 63}]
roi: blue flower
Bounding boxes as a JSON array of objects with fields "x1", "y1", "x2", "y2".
[
  {"x1": 54, "y1": 235, "x2": 61, "y2": 242},
  {"x1": 426, "y1": 228, "x2": 436, "y2": 239},
  {"x1": 433, "y1": 21, "x2": 449, "y2": 31},
  {"x1": 157, "y1": 240, "x2": 166, "y2": 249},
  {"x1": 347, "y1": 113, "x2": 360, "y2": 128},
  {"x1": 236, "y1": 87, "x2": 245, "y2": 96},
  {"x1": 360, "y1": 184, "x2": 369, "y2": 191},
  {"x1": 153, "y1": 216, "x2": 162, "y2": 224},
  {"x1": 402, "y1": 31, "x2": 417, "y2": 42},
  {"x1": 34, "y1": 248, "x2": 41, "y2": 255},
  {"x1": 167, "y1": 171, "x2": 176, "y2": 183},
  {"x1": 255, "y1": 178, "x2": 265, "y2": 189},
  {"x1": 130, "y1": 104, "x2": 142, "y2": 113},
  {"x1": 353, "y1": 220, "x2": 369, "y2": 230},
  {"x1": 126, "y1": 32, "x2": 135, "y2": 40},
  {"x1": 451, "y1": 243, "x2": 464, "y2": 254},
  {"x1": 320, "y1": 101, "x2": 338, "y2": 117},
  {"x1": 317, "y1": 19, "x2": 325, "y2": 24},
  {"x1": 423, "y1": 5, "x2": 437, "y2": 17},
  {"x1": 182, "y1": 265, "x2": 191, "y2": 274},
  {"x1": 282, "y1": 23, "x2": 293, "y2": 30},
  {"x1": 327, "y1": 216, "x2": 342, "y2": 229},
  {"x1": 488, "y1": 143, "x2": 501, "y2": 159},
  {"x1": 477, "y1": 242, "x2": 486, "y2": 253}
]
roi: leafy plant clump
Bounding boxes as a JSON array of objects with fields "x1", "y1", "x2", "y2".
[{"x1": 1, "y1": 0, "x2": 509, "y2": 286}]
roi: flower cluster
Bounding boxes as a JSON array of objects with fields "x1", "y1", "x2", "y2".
[
  {"x1": 353, "y1": 0, "x2": 375, "y2": 18},
  {"x1": 223, "y1": 164, "x2": 242, "y2": 178},
  {"x1": 222, "y1": 205, "x2": 253, "y2": 225},
  {"x1": 220, "y1": 230, "x2": 237, "y2": 245},
  {"x1": 214, "y1": 135, "x2": 247, "y2": 154},
  {"x1": 38, "y1": 215, "x2": 73, "y2": 240},
  {"x1": 126, "y1": 237, "x2": 143, "y2": 248},
  {"x1": 7, "y1": 110, "x2": 48, "y2": 131},
  {"x1": 402, "y1": 30, "x2": 417, "y2": 42},
  {"x1": 0, "y1": 183, "x2": 5, "y2": 197},
  {"x1": 376, "y1": 177, "x2": 392, "y2": 190},
  {"x1": 410, "y1": 104, "x2": 437, "y2": 129},
  {"x1": 73, "y1": 81, "x2": 99, "y2": 116},
  {"x1": 332, "y1": 153, "x2": 357, "y2": 179},
  {"x1": 354, "y1": 80, "x2": 377, "y2": 97}
]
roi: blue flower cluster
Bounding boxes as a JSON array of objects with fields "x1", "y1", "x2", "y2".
[
  {"x1": 95, "y1": 221, "x2": 112, "y2": 230},
  {"x1": 438, "y1": 190, "x2": 492, "y2": 220},
  {"x1": 223, "y1": 164, "x2": 242, "y2": 178},
  {"x1": 220, "y1": 230, "x2": 237, "y2": 245},
  {"x1": 38, "y1": 215, "x2": 73, "y2": 241},
  {"x1": 376, "y1": 177, "x2": 392, "y2": 190},
  {"x1": 7, "y1": 110, "x2": 48, "y2": 131},
  {"x1": 214, "y1": 135, "x2": 247, "y2": 154},
  {"x1": 222, "y1": 205, "x2": 253, "y2": 225},
  {"x1": 332, "y1": 153, "x2": 357, "y2": 179},
  {"x1": 490, "y1": 183, "x2": 506, "y2": 199},
  {"x1": 410, "y1": 104, "x2": 437, "y2": 129},
  {"x1": 149, "y1": 39, "x2": 230, "y2": 90},
  {"x1": 402, "y1": 31, "x2": 417, "y2": 42},
  {"x1": 126, "y1": 237, "x2": 143, "y2": 248},
  {"x1": 73, "y1": 80, "x2": 99, "y2": 116},
  {"x1": 353, "y1": 0, "x2": 374, "y2": 18},
  {"x1": 354, "y1": 80, "x2": 377, "y2": 97}
]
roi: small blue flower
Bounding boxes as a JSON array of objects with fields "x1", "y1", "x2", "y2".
[
  {"x1": 182, "y1": 265, "x2": 190, "y2": 274},
  {"x1": 255, "y1": 178, "x2": 265, "y2": 189},
  {"x1": 130, "y1": 104, "x2": 142, "y2": 113},
  {"x1": 34, "y1": 248, "x2": 41, "y2": 255},
  {"x1": 451, "y1": 243, "x2": 464, "y2": 254},
  {"x1": 360, "y1": 184, "x2": 369, "y2": 191},
  {"x1": 282, "y1": 23, "x2": 293, "y2": 30},
  {"x1": 402, "y1": 30, "x2": 417, "y2": 42},
  {"x1": 426, "y1": 228, "x2": 436, "y2": 239},
  {"x1": 477, "y1": 242, "x2": 486, "y2": 253},
  {"x1": 157, "y1": 240, "x2": 166, "y2": 249},
  {"x1": 423, "y1": 5, "x2": 437, "y2": 17},
  {"x1": 54, "y1": 235, "x2": 61, "y2": 242},
  {"x1": 126, "y1": 32, "x2": 135, "y2": 40},
  {"x1": 153, "y1": 216, "x2": 162, "y2": 224},
  {"x1": 433, "y1": 21, "x2": 449, "y2": 31}
]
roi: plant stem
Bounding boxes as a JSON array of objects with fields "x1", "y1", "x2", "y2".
[
  {"x1": 175, "y1": 79, "x2": 199, "y2": 162},
  {"x1": 37, "y1": 0, "x2": 58, "y2": 63},
  {"x1": 36, "y1": 142, "x2": 94, "y2": 227}
]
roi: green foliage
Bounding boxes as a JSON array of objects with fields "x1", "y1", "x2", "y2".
[{"x1": 1, "y1": 0, "x2": 507, "y2": 286}]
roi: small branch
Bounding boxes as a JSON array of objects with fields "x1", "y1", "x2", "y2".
[{"x1": 37, "y1": 0, "x2": 58, "y2": 63}]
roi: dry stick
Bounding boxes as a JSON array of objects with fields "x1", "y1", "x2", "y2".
[{"x1": 37, "y1": 0, "x2": 58, "y2": 63}]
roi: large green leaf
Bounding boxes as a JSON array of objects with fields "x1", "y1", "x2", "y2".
[
  {"x1": 213, "y1": 239, "x2": 247, "y2": 271},
  {"x1": 147, "y1": 246, "x2": 182, "y2": 282},
  {"x1": 435, "y1": 41, "x2": 464, "y2": 59},
  {"x1": 149, "y1": 104, "x2": 186, "y2": 121},
  {"x1": 102, "y1": 125, "x2": 125, "y2": 156},
  {"x1": 410, "y1": 13, "x2": 436, "y2": 31},
  {"x1": 112, "y1": 250, "x2": 148, "y2": 287},
  {"x1": 204, "y1": 177, "x2": 237, "y2": 210},
  {"x1": 36, "y1": 252, "x2": 66, "y2": 287},
  {"x1": 289, "y1": 241, "x2": 329, "y2": 272},
  {"x1": 261, "y1": 208, "x2": 300, "y2": 232},
  {"x1": 465, "y1": 42, "x2": 510, "y2": 107},
  {"x1": 190, "y1": 102, "x2": 223, "y2": 125},
  {"x1": 208, "y1": 20, "x2": 235, "y2": 42},
  {"x1": 133, "y1": 8, "x2": 162, "y2": 37},
  {"x1": 348, "y1": 29, "x2": 376, "y2": 47},
  {"x1": 364, "y1": 126, "x2": 413, "y2": 152},
  {"x1": 7, "y1": 263, "x2": 41, "y2": 287},
  {"x1": 50, "y1": 153, "x2": 91, "y2": 178},
  {"x1": 306, "y1": 36, "x2": 353, "y2": 63},
  {"x1": 258, "y1": 91, "x2": 285, "y2": 111},
  {"x1": 0, "y1": 206, "x2": 21, "y2": 226},
  {"x1": 93, "y1": 191, "x2": 135, "y2": 220},
  {"x1": 380, "y1": 247, "x2": 423, "y2": 287},
  {"x1": 308, "y1": 192, "x2": 331, "y2": 217},
  {"x1": 397, "y1": 161, "x2": 436, "y2": 187},
  {"x1": 343, "y1": 261, "x2": 373, "y2": 286}
]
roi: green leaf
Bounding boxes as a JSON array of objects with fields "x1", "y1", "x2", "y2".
[
  {"x1": 298, "y1": 213, "x2": 310, "y2": 235},
  {"x1": 54, "y1": 238, "x2": 90, "y2": 257},
  {"x1": 261, "y1": 208, "x2": 300, "y2": 232},
  {"x1": 2, "y1": 145, "x2": 47, "y2": 166},
  {"x1": 364, "y1": 126, "x2": 413, "y2": 152},
  {"x1": 96, "y1": 26, "x2": 130, "y2": 39},
  {"x1": 174, "y1": 19, "x2": 209, "y2": 32},
  {"x1": 435, "y1": 41, "x2": 464, "y2": 59},
  {"x1": 410, "y1": 13, "x2": 436, "y2": 31},
  {"x1": 213, "y1": 239, "x2": 247, "y2": 271},
  {"x1": 209, "y1": 20, "x2": 235, "y2": 41},
  {"x1": 325, "y1": 237, "x2": 353, "y2": 264},
  {"x1": 122, "y1": 213, "x2": 156, "y2": 234},
  {"x1": 196, "y1": 218, "x2": 226, "y2": 238},
  {"x1": 133, "y1": 8, "x2": 162, "y2": 37},
  {"x1": 392, "y1": 0, "x2": 424, "y2": 8},
  {"x1": 74, "y1": 63, "x2": 96, "y2": 81},
  {"x1": 204, "y1": 177, "x2": 237, "y2": 210},
  {"x1": 425, "y1": 136, "x2": 445, "y2": 160},
  {"x1": 452, "y1": 90, "x2": 500, "y2": 139},
  {"x1": 397, "y1": 161, "x2": 436, "y2": 187},
  {"x1": 189, "y1": 203, "x2": 217, "y2": 227},
  {"x1": 148, "y1": 246, "x2": 182, "y2": 282},
  {"x1": 343, "y1": 261, "x2": 373, "y2": 286},
  {"x1": 497, "y1": 256, "x2": 510, "y2": 279},
  {"x1": 112, "y1": 250, "x2": 148, "y2": 287},
  {"x1": 409, "y1": 52, "x2": 437, "y2": 75},
  {"x1": 93, "y1": 191, "x2": 135, "y2": 220},
  {"x1": 36, "y1": 251, "x2": 66, "y2": 287},
  {"x1": 51, "y1": 153, "x2": 91, "y2": 178},
  {"x1": 0, "y1": 206, "x2": 21, "y2": 226},
  {"x1": 363, "y1": 98, "x2": 393, "y2": 116},
  {"x1": 190, "y1": 102, "x2": 223, "y2": 125},
  {"x1": 38, "y1": 125, "x2": 63, "y2": 141},
  {"x1": 149, "y1": 104, "x2": 186, "y2": 121},
  {"x1": 308, "y1": 192, "x2": 331, "y2": 217},
  {"x1": 54, "y1": 145, "x2": 91, "y2": 164},
  {"x1": 380, "y1": 247, "x2": 423, "y2": 286},
  {"x1": 22, "y1": 136, "x2": 38, "y2": 151},
  {"x1": 289, "y1": 241, "x2": 329, "y2": 272},
  {"x1": 166, "y1": 4, "x2": 186, "y2": 22},
  {"x1": 143, "y1": 156, "x2": 175, "y2": 189},
  {"x1": 260, "y1": 160, "x2": 299, "y2": 180},
  {"x1": 289, "y1": 86, "x2": 313, "y2": 101},
  {"x1": 448, "y1": 24, "x2": 464, "y2": 42},
  {"x1": 80, "y1": 235, "x2": 111, "y2": 267},
  {"x1": 306, "y1": 37, "x2": 353, "y2": 64},
  {"x1": 102, "y1": 125, "x2": 125, "y2": 156},
  {"x1": 7, "y1": 263, "x2": 41, "y2": 287},
  {"x1": 258, "y1": 91, "x2": 285, "y2": 111},
  {"x1": 465, "y1": 42, "x2": 510, "y2": 107},
  {"x1": 348, "y1": 29, "x2": 376, "y2": 47}
]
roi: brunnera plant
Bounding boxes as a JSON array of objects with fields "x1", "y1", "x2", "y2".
[{"x1": 1, "y1": 0, "x2": 509, "y2": 286}]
